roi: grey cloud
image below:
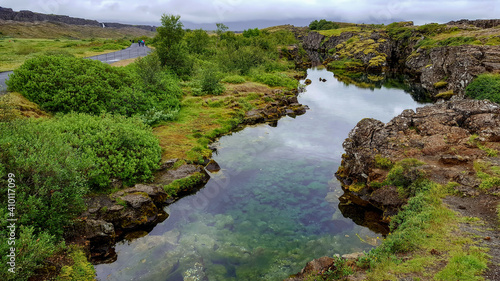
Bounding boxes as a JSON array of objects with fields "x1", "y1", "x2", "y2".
[{"x1": 1, "y1": 0, "x2": 498, "y2": 27}]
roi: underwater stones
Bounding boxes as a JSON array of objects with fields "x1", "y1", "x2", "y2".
[
  {"x1": 342, "y1": 252, "x2": 364, "y2": 261},
  {"x1": 183, "y1": 262, "x2": 207, "y2": 281},
  {"x1": 285, "y1": 256, "x2": 337, "y2": 281},
  {"x1": 214, "y1": 214, "x2": 234, "y2": 229}
]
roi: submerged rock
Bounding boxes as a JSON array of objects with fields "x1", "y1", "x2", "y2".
[{"x1": 285, "y1": 256, "x2": 337, "y2": 281}]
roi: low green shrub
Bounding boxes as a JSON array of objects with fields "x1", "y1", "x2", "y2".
[
  {"x1": 465, "y1": 73, "x2": 500, "y2": 103},
  {"x1": 0, "y1": 120, "x2": 91, "y2": 238},
  {"x1": 0, "y1": 226, "x2": 61, "y2": 281},
  {"x1": 41, "y1": 113, "x2": 162, "y2": 189},
  {"x1": 201, "y1": 67, "x2": 225, "y2": 95},
  {"x1": 383, "y1": 158, "x2": 427, "y2": 197},
  {"x1": 6, "y1": 55, "x2": 182, "y2": 121},
  {"x1": 251, "y1": 72, "x2": 298, "y2": 89},
  {"x1": 242, "y1": 28, "x2": 261, "y2": 38},
  {"x1": 309, "y1": 19, "x2": 340, "y2": 30},
  {"x1": 221, "y1": 75, "x2": 246, "y2": 84},
  {"x1": 374, "y1": 154, "x2": 394, "y2": 169},
  {"x1": 56, "y1": 246, "x2": 95, "y2": 281}
]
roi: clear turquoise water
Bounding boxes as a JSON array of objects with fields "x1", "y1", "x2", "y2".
[{"x1": 95, "y1": 68, "x2": 427, "y2": 281}]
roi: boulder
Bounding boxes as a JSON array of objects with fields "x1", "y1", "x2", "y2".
[{"x1": 285, "y1": 256, "x2": 337, "y2": 281}]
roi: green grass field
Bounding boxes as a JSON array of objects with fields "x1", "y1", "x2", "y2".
[{"x1": 0, "y1": 38, "x2": 132, "y2": 72}]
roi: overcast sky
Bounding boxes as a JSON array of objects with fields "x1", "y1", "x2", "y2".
[{"x1": 2, "y1": 0, "x2": 498, "y2": 29}]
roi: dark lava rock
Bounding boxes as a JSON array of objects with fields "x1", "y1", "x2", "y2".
[
  {"x1": 336, "y1": 99, "x2": 500, "y2": 219},
  {"x1": 205, "y1": 159, "x2": 221, "y2": 173}
]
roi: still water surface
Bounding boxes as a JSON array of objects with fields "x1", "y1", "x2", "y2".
[{"x1": 96, "y1": 68, "x2": 427, "y2": 280}]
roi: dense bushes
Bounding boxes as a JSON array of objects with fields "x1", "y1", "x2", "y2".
[
  {"x1": 0, "y1": 120, "x2": 91, "y2": 238},
  {"x1": 465, "y1": 73, "x2": 500, "y2": 103},
  {"x1": 41, "y1": 113, "x2": 162, "y2": 188},
  {"x1": 0, "y1": 226, "x2": 62, "y2": 281},
  {"x1": 242, "y1": 28, "x2": 261, "y2": 38},
  {"x1": 6, "y1": 55, "x2": 182, "y2": 123},
  {"x1": 0, "y1": 112, "x2": 161, "y2": 280},
  {"x1": 309, "y1": 19, "x2": 340, "y2": 30},
  {"x1": 0, "y1": 113, "x2": 161, "y2": 230}
]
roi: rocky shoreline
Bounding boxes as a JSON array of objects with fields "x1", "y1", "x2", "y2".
[
  {"x1": 335, "y1": 98, "x2": 500, "y2": 218},
  {"x1": 298, "y1": 21, "x2": 500, "y2": 99}
]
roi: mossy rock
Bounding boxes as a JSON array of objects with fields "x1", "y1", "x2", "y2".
[
  {"x1": 368, "y1": 55, "x2": 387, "y2": 68},
  {"x1": 433, "y1": 81, "x2": 448, "y2": 89},
  {"x1": 435, "y1": 90, "x2": 455, "y2": 99}
]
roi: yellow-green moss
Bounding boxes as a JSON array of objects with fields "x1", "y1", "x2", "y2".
[
  {"x1": 347, "y1": 182, "x2": 366, "y2": 193},
  {"x1": 56, "y1": 247, "x2": 95, "y2": 281},
  {"x1": 435, "y1": 90, "x2": 455, "y2": 99},
  {"x1": 163, "y1": 172, "x2": 207, "y2": 197},
  {"x1": 374, "y1": 154, "x2": 393, "y2": 169},
  {"x1": 433, "y1": 81, "x2": 448, "y2": 89},
  {"x1": 368, "y1": 55, "x2": 387, "y2": 68}
]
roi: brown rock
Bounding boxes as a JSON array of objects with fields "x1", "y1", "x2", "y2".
[{"x1": 285, "y1": 256, "x2": 337, "y2": 280}]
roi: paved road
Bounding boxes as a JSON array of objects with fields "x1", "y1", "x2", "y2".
[
  {"x1": 0, "y1": 43, "x2": 152, "y2": 94},
  {"x1": 85, "y1": 43, "x2": 152, "y2": 63}
]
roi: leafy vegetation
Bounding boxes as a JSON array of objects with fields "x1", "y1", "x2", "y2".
[
  {"x1": 41, "y1": 113, "x2": 162, "y2": 189},
  {"x1": 0, "y1": 226, "x2": 63, "y2": 281},
  {"x1": 6, "y1": 55, "x2": 182, "y2": 121},
  {"x1": 154, "y1": 14, "x2": 192, "y2": 78},
  {"x1": 242, "y1": 28, "x2": 261, "y2": 38},
  {"x1": 56, "y1": 246, "x2": 96, "y2": 281},
  {"x1": 354, "y1": 160, "x2": 489, "y2": 280},
  {"x1": 465, "y1": 73, "x2": 500, "y2": 103},
  {"x1": 309, "y1": 19, "x2": 340, "y2": 31},
  {"x1": 221, "y1": 75, "x2": 246, "y2": 84}
]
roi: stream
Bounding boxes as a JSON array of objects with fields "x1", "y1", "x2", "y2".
[{"x1": 95, "y1": 67, "x2": 428, "y2": 281}]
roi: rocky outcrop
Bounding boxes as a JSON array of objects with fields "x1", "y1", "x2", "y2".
[
  {"x1": 0, "y1": 6, "x2": 156, "y2": 31},
  {"x1": 336, "y1": 99, "x2": 500, "y2": 216},
  {"x1": 447, "y1": 19, "x2": 500, "y2": 29},
  {"x1": 0, "y1": 6, "x2": 100, "y2": 26},
  {"x1": 301, "y1": 31, "x2": 325, "y2": 50},
  {"x1": 66, "y1": 184, "x2": 170, "y2": 262},
  {"x1": 298, "y1": 25, "x2": 500, "y2": 99},
  {"x1": 244, "y1": 89, "x2": 308, "y2": 125},
  {"x1": 406, "y1": 45, "x2": 500, "y2": 96}
]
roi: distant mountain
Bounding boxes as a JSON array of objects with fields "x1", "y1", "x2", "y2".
[{"x1": 0, "y1": 7, "x2": 156, "y2": 32}]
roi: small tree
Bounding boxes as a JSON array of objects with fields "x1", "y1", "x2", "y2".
[
  {"x1": 185, "y1": 29, "x2": 210, "y2": 54},
  {"x1": 154, "y1": 14, "x2": 192, "y2": 76},
  {"x1": 215, "y1": 23, "x2": 228, "y2": 47}
]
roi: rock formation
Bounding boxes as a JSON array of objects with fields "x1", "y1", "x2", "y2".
[
  {"x1": 336, "y1": 99, "x2": 500, "y2": 216},
  {"x1": 0, "y1": 6, "x2": 156, "y2": 31}
]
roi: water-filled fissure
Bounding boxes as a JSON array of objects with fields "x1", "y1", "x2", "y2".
[{"x1": 95, "y1": 67, "x2": 428, "y2": 281}]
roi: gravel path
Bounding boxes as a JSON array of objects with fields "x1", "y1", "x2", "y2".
[{"x1": 0, "y1": 43, "x2": 151, "y2": 94}]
